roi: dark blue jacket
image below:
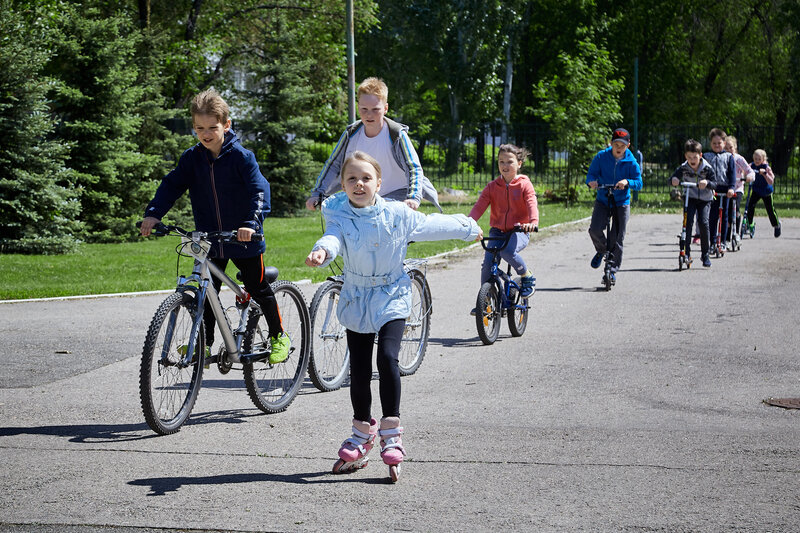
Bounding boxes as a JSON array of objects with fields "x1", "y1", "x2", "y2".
[
  {"x1": 144, "y1": 130, "x2": 270, "y2": 258},
  {"x1": 585, "y1": 147, "x2": 643, "y2": 207},
  {"x1": 750, "y1": 162, "x2": 775, "y2": 195},
  {"x1": 703, "y1": 150, "x2": 735, "y2": 194}
]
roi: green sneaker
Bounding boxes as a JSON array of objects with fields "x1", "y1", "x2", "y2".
[
  {"x1": 177, "y1": 344, "x2": 212, "y2": 367},
  {"x1": 269, "y1": 332, "x2": 291, "y2": 364}
]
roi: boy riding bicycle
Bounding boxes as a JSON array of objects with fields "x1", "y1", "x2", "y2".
[{"x1": 139, "y1": 89, "x2": 289, "y2": 364}]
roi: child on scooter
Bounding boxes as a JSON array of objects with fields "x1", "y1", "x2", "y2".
[
  {"x1": 468, "y1": 143, "x2": 539, "y2": 304},
  {"x1": 704, "y1": 128, "x2": 736, "y2": 253},
  {"x1": 724, "y1": 136, "x2": 755, "y2": 247},
  {"x1": 305, "y1": 151, "x2": 481, "y2": 481},
  {"x1": 670, "y1": 139, "x2": 718, "y2": 267},
  {"x1": 745, "y1": 149, "x2": 781, "y2": 238},
  {"x1": 586, "y1": 128, "x2": 643, "y2": 285}
]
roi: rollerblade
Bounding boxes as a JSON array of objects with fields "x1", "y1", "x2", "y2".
[
  {"x1": 331, "y1": 418, "x2": 377, "y2": 474},
  {"x1": 379, "y1": 417, "x2": 406, "y2": 483}
]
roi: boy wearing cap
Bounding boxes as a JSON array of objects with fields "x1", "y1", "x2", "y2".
[{"x1": 585, "y1": 128, "x2": 643, "y2": 285}]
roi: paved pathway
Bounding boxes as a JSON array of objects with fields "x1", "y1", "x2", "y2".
[{"x1": 1, "y1": 214, "x2": 798, "y2": 532}]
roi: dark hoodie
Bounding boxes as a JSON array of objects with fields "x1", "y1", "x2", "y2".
[{"x1": 145, "y1": 130, "x2": 270, "y2": 258}]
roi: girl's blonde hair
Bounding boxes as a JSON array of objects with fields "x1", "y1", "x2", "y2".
[
  {"x1": 191, "y1": 89, "x2": 230, "y2": 124},
  {"x1": 725, "y1": 135, "x2": 738, "y2": 152},
  {"x1": 357, "y1": 77, "x2": 389, "y2": 103},
  {"x1": 753, "y1": 149, "x2": 768, "y2": 162},
  {"x1": 341, "y1": 150, "x2": 382, "y2": 180}
]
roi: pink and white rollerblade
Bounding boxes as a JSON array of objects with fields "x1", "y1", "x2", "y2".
[
  {"x1": 331, "y1": 418, "x2": 377, "y2": 474},
  {"x1": 379, "y1": 417, "x2": 406, "y2": 483}
]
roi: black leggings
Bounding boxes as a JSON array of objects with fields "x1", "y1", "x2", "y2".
[
  {"x1": 204, "y1": 255, "x2": 283, "y2": 346},
  {"x1": 347, "y1": 319, "x2": 405, "y2": 422}
]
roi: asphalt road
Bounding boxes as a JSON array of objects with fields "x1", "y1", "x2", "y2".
[{"x1": 1, "y1": 214, "x2": 798, "y2": 532}]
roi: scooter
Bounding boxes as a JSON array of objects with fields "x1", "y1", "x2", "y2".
[
  {"x1": 712, "y1": 194, "x2": 727, "y2": 258},
  {"x1": 741, "y1": 181, "x2": 755, "y2": 238},
  {"x1": 728, "y1": 192, "x2": 742, "y2": 252},
  {"x1": 677, "y1": 182, "x2": 698, "y2": 271}
]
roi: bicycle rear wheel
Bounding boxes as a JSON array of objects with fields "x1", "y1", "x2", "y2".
[
  {"x1": 476, "y1": 281, "x2": 501, "y2": 345},
  {"x1": 140, "y1": 291, "x2": 204, "y2": 435},
  {"x1": 398, "y1": 269, "x2": 431, "y2": 375},
  {"x1": 243, "y1": 281, "x2": 310, "y2": 413},
  {"x1": 308, "y1": 279, "x2": 349, "y2": 391}
]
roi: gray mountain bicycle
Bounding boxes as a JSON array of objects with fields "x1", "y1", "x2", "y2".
[{"x1": 138, "y1": 223, "x2": 310, "y2": 435}]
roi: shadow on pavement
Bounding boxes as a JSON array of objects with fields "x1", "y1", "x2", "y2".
[
  {"x1": 129, "y1": 470, "x2": 391, "y2": 496},
  {"x1": 0, "y1": 409, "x2": 269, "y2": 443}
]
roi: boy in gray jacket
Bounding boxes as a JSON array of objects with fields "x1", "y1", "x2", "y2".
[{"x1": 670, "y1": 139, "x2": 718, "y2": 267}]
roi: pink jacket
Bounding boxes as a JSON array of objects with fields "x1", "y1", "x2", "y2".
[
  {"x1": 469, "y1": 175, "x2": 539, "y2": 232},
  {"x1": 732, "y1": 153, "x2": 755, "y2": 192}
]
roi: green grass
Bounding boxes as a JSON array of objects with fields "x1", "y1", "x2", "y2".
[{"x1": 2, "y1": 194, "x2": 797, "y2": 300}]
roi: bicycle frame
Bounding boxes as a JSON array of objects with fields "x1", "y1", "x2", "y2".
[
  {"x1": 171, "y1": 232, "x2": 264, "y2": 366},
  {"x1": 482, "y1": 230, "x2": 529, "y2": 313}
]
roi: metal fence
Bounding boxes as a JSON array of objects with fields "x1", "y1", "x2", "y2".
[
  {"x1": 170, "y1": 117, "x2": 799, "y2": 197},
  {"x1": 321, "y1": 122, "x2": 799, "y2": 196}
]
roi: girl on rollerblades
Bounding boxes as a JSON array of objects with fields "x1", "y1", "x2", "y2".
[{"x1": 305, "y1": 151, "x2": 481, "y2": 482}]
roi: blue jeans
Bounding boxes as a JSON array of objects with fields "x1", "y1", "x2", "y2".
[{"x1": 480, "y1": 227, "x2": 530, "y2": 284}]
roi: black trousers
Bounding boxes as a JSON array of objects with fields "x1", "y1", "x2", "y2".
[
  {"x1": 347, "y1": 319, "x2": 405, "y2": 422},
  {"x1": 746, "y1": 192, "x2": 780, "y2": 228},
  {"x1": 204, "y1": 255, "x2": 282, "y2": 346}
]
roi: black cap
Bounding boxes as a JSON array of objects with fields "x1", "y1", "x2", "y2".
[{"x1": 611, "y1": 128, "x2": 630, "y2": 145}]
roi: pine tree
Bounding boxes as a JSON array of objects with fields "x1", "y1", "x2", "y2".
[
  {"x1": 0, "y1": 3, "x2": 81, "y2": 254},
  {"x1": 46, "y1": 5, "x2": 163, "y2": 242}
]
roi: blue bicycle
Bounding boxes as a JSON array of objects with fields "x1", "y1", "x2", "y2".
[{"x1": 475, "y1": 226, "x2": 537, "y2": 345}]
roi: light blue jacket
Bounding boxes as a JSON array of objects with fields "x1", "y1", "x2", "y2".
[{"x1": 312, "y1": 193, "x2": 480, "y2": 333}]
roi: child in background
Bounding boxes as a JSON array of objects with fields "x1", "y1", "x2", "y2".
[
  {"x1": 704, "y1": 128, "x2": 736, "y2": 252},
  {"x1": 724, "y1": 136, "x2": 755, "y2": 247},
  {"x1": 306, "y1": 77, "x2": 439, "y2": 212},
  {"x1": 139, "y1": 89, "x2": 289, "y2": 364},
  {"x1": 745, "y1": 149, "x2": 781, "y2": 238},
  {"x1": 669, "y1": 139, "x2": 718, "y2": 267},
  {"x1": 468, "y1": 144, "x2": 539, "y2": 306},
  {"x1": 586, "y1": 128, "x2": 643, "y2": 285},
  {"x1": 305, "y1": 151, "x2": 481, "y2": 481}
]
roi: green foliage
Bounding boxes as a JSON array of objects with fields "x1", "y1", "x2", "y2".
[
  {"x1": 533, "y1": 34, "x2": 623, "y2": 205},
  {"x1": 46, "y1": 5, "x2": 164, "y2": 242},
  {"x1": 0, "y1": 2, "x2": 81, "y2": 254}
]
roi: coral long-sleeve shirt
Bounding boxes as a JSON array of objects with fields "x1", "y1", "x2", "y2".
[{"x1": 468, "y1": 174, "x2": 539, "y2": 232}]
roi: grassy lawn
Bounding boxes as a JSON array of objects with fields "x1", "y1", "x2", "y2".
[{"x1": 1, "y1": 193, "x2": 797, "y2": 300}]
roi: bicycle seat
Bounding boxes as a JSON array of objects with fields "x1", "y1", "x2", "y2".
[
  {"x1": 264, "y1": 266, "x2": 279, "y2": 283},
  {"x1": 236, "y1": 266, "x2": 279, "y2": 284}
]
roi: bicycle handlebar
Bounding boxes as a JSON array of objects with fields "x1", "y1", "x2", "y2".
[
  {"x1": 679, "y1": 182, "x2": 698, "y2": 188},
  {"x1": 136, "y1": 221, "x2": 263, "y2": 242},
  {"x1": 479, "y1": 225, "x2": 538, "y2": 252}
]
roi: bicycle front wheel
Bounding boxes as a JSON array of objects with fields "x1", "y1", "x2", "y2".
[
  {"x1": 507, "y1": 292, "x2": 529, "y2": 338},
  {"x1": 243, "y1": 281, "x2": 310, "y2": 413},
  {"x1": 308, "y1": 280, "x2": 349, "y2": 392},
  {"x1": 398, "y1": 269, "x2": 431, "y2": 375},
  {"x1": 140, "y1": 291, "x2": 204, "y2": 435},
  {"x1": 476, "y1": 281, "x2": 501, "y2": 345}
]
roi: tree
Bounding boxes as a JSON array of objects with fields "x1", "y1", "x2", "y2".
[
  {"x1": 357, "y1": 0, "x2": 508, "y2": 174},
  {"x1": 533, "y1": 35, "x2": 623, "y2": 204},
  {"x1": 46, "y1": 5, "x2": 164, "y2": 241},
  {"x1": 0, "y1": 2, "x2": 81, "y2": 253}
]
